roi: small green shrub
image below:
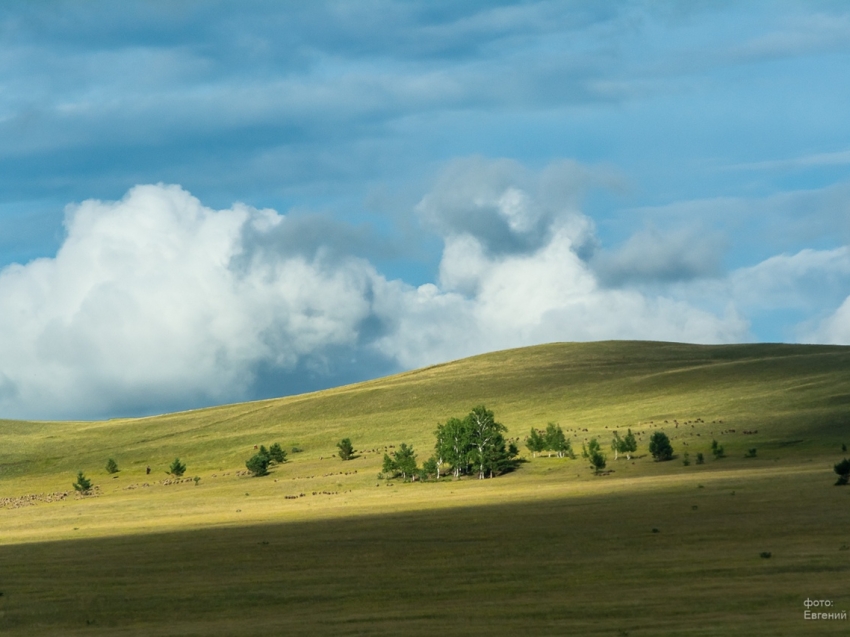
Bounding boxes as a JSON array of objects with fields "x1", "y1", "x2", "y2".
[
  {"x1": 745, "y1": 448, "x2": 757, "y2": 458},
  {"x1": 73, "y1": 471, "x2": 93, "y2": 494},
  {"x1": 105, "y1": 458, "x2": 119, "y2": 474},
  {"x1": 711, "y1": 440, "x2": 725, "y2": 459},
  {"x1": 696, "y1": 452, "x2": 705, "y2": 465},
  {"x1": 337, "y1": 438, "x2": 354, "y2": 461},
  {"x1": 682, "y1": 452, "x2": 690, "y2": 466},
  {"x1": 169, "y1": 458, "x2": 186, "y2": 477},
  {"x1": 581, "y1": 438, "x2": 606, "y2": 473}
]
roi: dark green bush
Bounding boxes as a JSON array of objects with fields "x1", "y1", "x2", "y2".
[
  {"x1": 337, "y1": 438, "x2": 354, "y2": 461},
  {"x1": 169, "y1": 458, "x2": 186, "y2": 477},
  {"x1": 246, "y1": 453, "x2": 270, "y2": 477},
  {"x1": 582, "y1": 438, "x2": 606, "y2": 473},
  {"x1": 73, "y1": 471, "x2": 93, "y2": 493},
  {"x1": 649, "y1": 432, "x2": 673, "y2": 461},
  {"x1": 711, "y1": 439, "x2": 725, "y2": 459},
  {"x1": 268, "y1": 443, "x2": 286, "y2": 463}
]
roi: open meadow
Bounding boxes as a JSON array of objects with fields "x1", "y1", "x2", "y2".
[{"x1": 1, "y1": 341, "x2": 850, "y2": 635}]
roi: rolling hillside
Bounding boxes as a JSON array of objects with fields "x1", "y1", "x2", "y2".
[
  {"x1": 1, "y1": 341, "x2": 849, "y2": 635},
  {"x1": 4, "y1": 341, "x2": 849, "y2": 490}
]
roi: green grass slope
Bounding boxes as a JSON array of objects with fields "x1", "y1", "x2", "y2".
[
  {"x1": 4, "y1": 341, "x2": 849, "y2": 490},
  {"x1": 1, "y1": 341, "x2": 849, "y2": 635}
]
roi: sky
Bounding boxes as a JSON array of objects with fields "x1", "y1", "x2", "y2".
[{"x1": 2, "y1": 0, "x2": 850, "y2": 420}]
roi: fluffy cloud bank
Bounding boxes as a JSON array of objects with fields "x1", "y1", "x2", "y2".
[
  {"x1": 0, "y1": 185, "x2": 381, "y2": 418},
  {"x1": 0, "y1": 169, "x2": 752, "y2": 419}
]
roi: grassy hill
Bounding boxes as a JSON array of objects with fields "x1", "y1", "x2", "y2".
[{"x1": 1, "y1": 341, "x2": 849, "y2": 635}]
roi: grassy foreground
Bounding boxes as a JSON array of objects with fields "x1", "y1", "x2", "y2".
[{"x1": 1, "y1": 341, "x2": 850, "y2": 635}]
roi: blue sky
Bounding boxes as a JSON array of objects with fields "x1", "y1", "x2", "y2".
[{"x1": 2, "y1": 0, "x2": 850, "y2": 419}]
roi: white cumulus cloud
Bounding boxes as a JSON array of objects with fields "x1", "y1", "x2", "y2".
[
  {"x1": 373, "y1": 157, "x2": 749, "y2": 368},
  {"x1": 375, "y1": 224, "x2": 748, "y2": 369},
  {"x1": 0, "y1": 184, "x2": 379, "y2": 419},
  {"x1": 0, "y1": 171, "x2": 754, "y2": 420}
]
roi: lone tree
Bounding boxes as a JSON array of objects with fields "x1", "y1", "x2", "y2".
[
  {"x1": 649, "y1": 432, "x2": 674, "y2": 461},
  {"x1": 545, "y1": 423, "x2": 573, "y2": 458},
  {"x1": 435, "y1": 416, "x2": 471, "y2": 478},
  {"x1": 383, "y1": 442, "x2": 418, "y2": 480},
  {"x1": 169, "y1": 458, "x2": 186, "y2": 477},
  {"x1": 268, "y1": 443, "x2": 287, "y2": 464},
  {"x1": 835, "y1": 458, "x2": 850, "y2": 486},
  {"x1": 105, "y1": 458, "x2": 119, "y2": 474},
  {"x1": 526, "y1": 428, "x2": 546, "y2": 458},
  {"x1": 73, "y1": 471, "x2": 93, "y2": 494},
  {"x1": 611, "y1": 431, "x2": 624, "y2": 460},
  {"x1": 246, "y1": 452, "x2": 271, "y2": 477},
  {"x1": 337, "y1": 438, "x2": 354, "y2": 461},
  {"x1": 582, "y1": 438, "x2": 607, "y2": 473},
  {"x1": 711, "y1": 439, "x2": 725, "y2": 459},
  {"x1": 622, "y1": 429, "x2": 637, "y2": 460}
]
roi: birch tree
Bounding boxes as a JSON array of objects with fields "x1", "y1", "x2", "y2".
[
  {"x1": 582, "y1": 438, "x2": 606, "y2": 473},
  {"x1": 622, "y1": 429, "x2": 637, "y2": 460},
  {"x1": 545, "y1": 423, "x2": 572, "y2": 458},
  {"x1": 466, "y1": 405, "x2": 507, "y2": 480},
  {"x1": 435, "y1": 416, "x2": 471, "y2": 478},
  {"x1": 526, "y1": 428, "x2": 545, "y2": 457},
  {"x1": 611, "y1": 431, "x2": 623, "y2": 460},
  {"x1": 382, "y1": 443, "x2": 418, "y2": 479}
]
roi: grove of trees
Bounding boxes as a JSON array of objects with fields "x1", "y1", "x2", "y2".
[
  {"x1": 246, "y1": 443, "x2": 287, "y2": 477},
  {"x1": 611, "y1": 429, "x2": 637, "y2": 460},
  {"x1": 526, "y1": 423, "x2": 574, "y2": 458},
  {"x1": 434, "y1": 406, "x2": 519, "y2": 480}
]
